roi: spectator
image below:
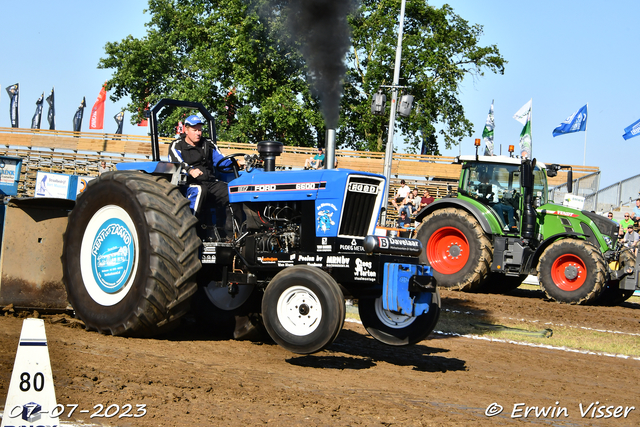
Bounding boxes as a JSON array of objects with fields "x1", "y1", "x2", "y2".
[
  {"x1": 620, "y1": 212, "x2": 634, "y2": 230},
  {"x1": 304, "y1": 147, "x2": 324, "y2": 169},
  {"x1": 420, "y1": 189, "x2": 435, "y2": 209},
  {"x1": 632, "y1": 199, "x2": 640, "y2": 225},
  {"x1": 98, "y1": 161, "x2": 109, "y2": 175},
  {"x1": 622, "y1": 225, "x2": 640, "y2": 256},
  {"x1": 397, "y1": 210, "x2": 412, "y2": 237},
  {"x1": 391, "y1": 179, "x2": 411, "y2": 211},
  {"x1": 607, "y1": 212, "x2": 616, "y2": 222},
  {"x1": 398, "y1": 192, "x2": 418, "y2": 216}
]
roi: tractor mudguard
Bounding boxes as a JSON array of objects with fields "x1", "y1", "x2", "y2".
[{"x1": 414, "y1": 198, "x2": 499, "y2": 235}]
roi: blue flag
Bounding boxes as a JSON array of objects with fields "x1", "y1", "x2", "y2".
[
  {"x1": 552, "y1": 104, "x2": 588, "y2": 137},
  {"x1": 622, "y1": 118, "x2": 640, "y2": 140}
]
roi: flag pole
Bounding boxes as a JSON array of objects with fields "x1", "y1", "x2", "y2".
[{"x1": 583, "y1": 102, "x2": 588, "y2": 166}]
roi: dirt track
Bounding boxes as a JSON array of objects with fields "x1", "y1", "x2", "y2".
[{"x1": 0, "y1": 288, "x2": 638, "y2": 426}]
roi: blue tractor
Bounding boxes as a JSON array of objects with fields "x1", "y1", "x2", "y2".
[{"x1": 61, "y1": 100, "x2": 440, "y2": 354}]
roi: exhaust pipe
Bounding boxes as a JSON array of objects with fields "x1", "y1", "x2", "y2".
[{"x1": 325, "y1": 129, "x2": 336, "y2": 169}]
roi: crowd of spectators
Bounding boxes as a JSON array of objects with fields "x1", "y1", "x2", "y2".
[
  {"x1": 390, "y1": 183, "x2": 436, "y2": 230},
  {"x1": 608, "y1": 200, "x2": 640, "y2": 255}
]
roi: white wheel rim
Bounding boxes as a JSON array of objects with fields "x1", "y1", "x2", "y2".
[
  {"x1": 79, "y1": 205, "x2": 140, "y2": 306},
  {"x1": 276, "y1": 285, "x2": 322, "y2": 336},
  {"x1": 373, "y1": 297, "x2": 417, "y2": 329},
  {"x1": 204, "y1": 282, "x2": 255, "y2": 311}
]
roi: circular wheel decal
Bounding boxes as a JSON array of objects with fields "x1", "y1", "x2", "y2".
[
  {"x1": 80, "y1": 205, "x2": 139, "y2": 306},
  {"x1": 550, "y1": 254, "x2": 586, "y2": 291},
  {"x1": 427, "y1": 226, "x2": 470, "y2": 274}
]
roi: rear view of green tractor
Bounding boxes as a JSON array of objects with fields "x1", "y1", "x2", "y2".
[{"x1": 414, "y1": 154, "x2": 638, "y2": 305}]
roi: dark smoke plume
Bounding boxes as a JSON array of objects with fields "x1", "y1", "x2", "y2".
[{"x1": 286, "y1": 0, "x2": 356, "y2": 129}]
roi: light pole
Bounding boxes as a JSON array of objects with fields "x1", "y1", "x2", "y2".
[{"x1": 380, "y1": 0, "x2": 406, "y2": 225}]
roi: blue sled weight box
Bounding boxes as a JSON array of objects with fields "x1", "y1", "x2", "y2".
[{"x1": 382, "y1": 263, "x2": 435, "y2": 317}]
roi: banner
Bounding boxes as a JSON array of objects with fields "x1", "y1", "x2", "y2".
[
  {"x1": 513, "y1": 99, "x2": 532, "y2": 125},
  {"x1": 138, "y1": 103, "x2": 149, "y2": 126},
  {"x1": 622, "y1": 117, "x2": 640, "y2": 140},
  {"x1": 73, "y1": 97, "x2": 86, "y2": 132},
  {"x1": 482, "y1": 100, "x2": 495, "y2": 156},
  {"x1": 31, "y1": 92, "x2": 44, "y2": 129},
  {"x1": 89, "y1": 82, "x2": 107, "y2": 129},
  {"x1": 5, "y1": 84, "x2": 19, "y2": 128},
  {"x1": 46, "y1": 88, "x2": 55, "y2": 130},
  {"x1": 552, "y1": 104, "x2": 588, "y2": 137},
  {"x1": 519, "y1": 113, "x2": 532, "y2": 159},
  {"x1": 114, "y1": 111, "x2": 124, "y2": 134}
]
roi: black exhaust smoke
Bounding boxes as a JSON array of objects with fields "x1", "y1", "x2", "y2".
[{"x1": 286, "y1": 0, "x2": 356, "y2": 129}]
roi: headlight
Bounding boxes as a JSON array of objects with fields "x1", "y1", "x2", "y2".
[{"x1": 603, "y1": 235, "x2": 612, "y2": 247}]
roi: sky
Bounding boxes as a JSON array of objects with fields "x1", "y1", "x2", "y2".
[{"x1": 1, "y1": 1, "x2": 638, "y2": 188}]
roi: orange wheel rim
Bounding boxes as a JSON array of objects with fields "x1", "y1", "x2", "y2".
[
  {"x1": 427, "y1": 227, "x2": 470, "y2": 274},
  {"x1": 550, "y1": 254, "x2": 587, "y2": 291}
]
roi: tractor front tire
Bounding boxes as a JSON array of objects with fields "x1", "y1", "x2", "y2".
[
  {"x1": 538, "y1": 239, "x2": 605, "y2": 304},
  {"x1": 62, "y1": 171, "x2": 201, "y2": 336},
  {"x1": 358, "y1": 288, "x2": 441, "y2": 346},
  {"x1": 262, "y1": 266, "x2": 345, "y2": 354},
  {"x1": 415, "y1": 208, "x2": 491, "y2": 291}
]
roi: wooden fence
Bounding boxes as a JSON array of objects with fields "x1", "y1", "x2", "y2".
[{"x1": 0, "y1": 127, "x2": 599, "y2": 209}]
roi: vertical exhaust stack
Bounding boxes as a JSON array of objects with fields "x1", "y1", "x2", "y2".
[
  {"x1": 257, "y1": 141, "x2": 284, "y2": 172},
  {"x1": 325, "y1": 129, "x2": 336, "y2": 169}
]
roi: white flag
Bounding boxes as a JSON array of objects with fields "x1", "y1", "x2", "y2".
[{"x1": 513, "y1": 99, "x2": 532, "y2": 125}]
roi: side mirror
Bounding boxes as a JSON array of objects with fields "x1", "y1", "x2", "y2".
[{"x1": 567, "y1": 170, "x2": 573, "y2": 193}]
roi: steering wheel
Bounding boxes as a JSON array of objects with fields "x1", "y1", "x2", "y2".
[{"x1": 215, "y1": 153, "x2": 246, "y2": 179}]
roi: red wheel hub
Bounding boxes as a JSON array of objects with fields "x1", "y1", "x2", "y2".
[
  {"x1": 427, "y1": 227, "x2": 470, "y2": 274},
  {"x1": 550, "y1": 254, "x2": 587, "y2": 291}
]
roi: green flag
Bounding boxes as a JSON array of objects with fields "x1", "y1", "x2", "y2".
[
  {"x1": 482, "y1": 100, "x2": 494, "y2": 155},
  {"x1": 519, "y1": 113, "x2": 532, "y2": 158}
]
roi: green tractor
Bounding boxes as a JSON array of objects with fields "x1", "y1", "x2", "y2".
[{"x1": 413, "y1": 153, "x2": 639, "y2": 305}]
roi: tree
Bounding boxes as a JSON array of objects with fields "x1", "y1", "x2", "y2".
[
  {"x1": 340, "y1": 0, "x2": 506, "y2": 153},
  {"x1": 99, "y1": 0, "x2": 325, "y2": 145},
  {"x1": 100, "y1": 0, "x2": 505, "y2": 153}
]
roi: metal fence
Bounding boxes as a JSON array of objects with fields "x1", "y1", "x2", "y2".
[
  {"x1": 549, "y1": 171, "x2": 640, "y2": 213},
  {"x1": 584, "y1": 174, "x2": 640, "y2": 213},
  {"x1": 549, "y1": 171, "x2": 601, "y2": 211}
]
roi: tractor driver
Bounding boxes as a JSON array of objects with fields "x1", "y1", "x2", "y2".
[
  {"x1": 169, "y1": 115, "x2": 242, "y2": 239},
  {"x1": 478, "y1": 172, "x2": 517, "y2": 231}
]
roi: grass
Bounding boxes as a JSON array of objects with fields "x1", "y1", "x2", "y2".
[{"x1": 345, "y1": 299, "x2": 640, "y2": 358}]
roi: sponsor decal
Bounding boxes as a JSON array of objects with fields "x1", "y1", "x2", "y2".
[
  {"x1": 317, "y1": 203, "x2": 338, "y2": 233},
  {"x1": 202, "y1": 254, "x2": 216, "y2": 264},
  {"x1": 257, "y1": 256, "x2": 278, "y2": 264},
  {"x1": 278, "y1": 261, "x2": 294, "y2": 267},
  {"x1": 317, "y1": 237, "x2": 332, "y2": 252},
  {"x1": 326, "y1": 255, "x2": 350, "y2": 268},
  {"x1": 339, "y1": 238, "x2": 365, "y2": 252},
  {"x1": 91, "y1": 218, "x2": 135, "y2": 293},
  {"x1": 354, "y1": 258, "x2": 376, "y2": 281}
]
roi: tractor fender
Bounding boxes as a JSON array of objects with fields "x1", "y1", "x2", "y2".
[
  {"x1": 414, "y1": 198, "x2": 494, "y2": 235},
  {"x1": 526, "y1": 232, "x2": 588, "y2": 273}
]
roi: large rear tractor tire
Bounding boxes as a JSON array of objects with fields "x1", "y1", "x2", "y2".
[
  {"x1": 415, "y1": 208, "x2": 491, "y2": 291},
  {"x1": 62, "y1": 171, "x2": 202, "y2": 336},
  {"x1": 358, "y1": 288, "x2": 441, "y2": 346},
  {"x1": 537, "y1": 239, "x2": 605, "y2": 304},
  {"x1": 597, "y1": 249, "x2": 636, "y2": 306},
  {"x1": 262, "y1": 266, "x2": 345, "y2": 354}
]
